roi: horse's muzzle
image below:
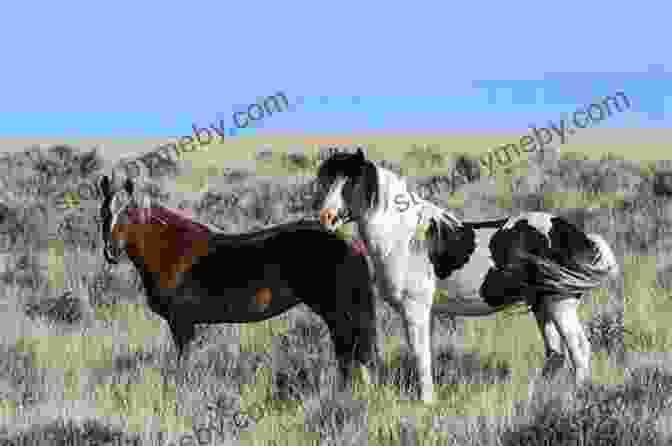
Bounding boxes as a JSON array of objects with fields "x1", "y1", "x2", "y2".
[{"x1": 319, "y1": 208, "x2": 339, "y2": 230}]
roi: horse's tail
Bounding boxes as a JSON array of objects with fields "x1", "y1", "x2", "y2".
[{"x1": 519, "y1": 233, "x2": 619, "y2": 295}]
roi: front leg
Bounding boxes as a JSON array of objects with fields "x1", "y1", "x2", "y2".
[
  {"x1": 370, "y1": 246, "x2": 436, "y2": 402},
  {"x1": 400, "y1": 297, "x2": 434, "y2": 403}
]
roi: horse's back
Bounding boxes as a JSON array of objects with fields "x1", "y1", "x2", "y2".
[
  {"x1": 211, "y1": 219, "x2": 323, "y2": 245},
  {"x1": 201, "y1": 220, "x2": 369, "y2": 293},
  {"x1": 152, "y1": 219, "x2": 371, "y2": 323}
]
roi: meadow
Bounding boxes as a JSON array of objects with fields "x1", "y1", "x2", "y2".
[{"x1": 0, "y1": 133, "x2": 671, "y2": 445}]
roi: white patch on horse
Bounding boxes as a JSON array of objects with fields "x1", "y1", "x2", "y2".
[
  {"x1": 503, "y1": 212, "x2": 554, "y2": 239},
  {"x1": 436, "y1": 227, "x2": 497, "y2": 299},
  {"x1": 316, "y1": 151, "x2": 618, "y2": 403}
]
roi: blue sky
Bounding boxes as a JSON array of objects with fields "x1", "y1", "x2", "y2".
[{"x1": 0, "y1": 1, "x2": 668, "y2": 136}]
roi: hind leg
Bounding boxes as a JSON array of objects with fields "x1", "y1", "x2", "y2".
[
  {"x1": 533, "y1": 298, "x2": 567, "y2": 379},
  {"x1": 167, "y1": 318, "x2": 195, "y2": 368},
  {"x1": 354, "y1": 282, "x2": 381, "y2": 378},
  {"x1": 546, "y1": 298, "x2": 591, "y2": 386},
  {"x1": 348, "y1": 312, "x2": 380, "y2": 388},
  {"x1": 322, "y1": 305, "x2": 379, "y2": 392},
  {"x1": 360, "y1": 307, "x2": 382, "y2": 387},
  {"x1": 332, "y1": 272, "x2": 381, "y2": 390},
  {"x1": 322, "y1": 311, "x2": 359, "y2": 390}
]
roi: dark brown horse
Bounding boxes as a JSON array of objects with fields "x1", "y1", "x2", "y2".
[{"x1": 97, "y1": 174, "x2": 379, "y2": 388}]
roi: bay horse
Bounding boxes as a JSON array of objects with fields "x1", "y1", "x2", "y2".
[
  {"x1": 97, "y1": 174, "x2": 380, "y2": 389},
  {"x1": 316, "y1": 149, "x2": 619, "y2": 403}
]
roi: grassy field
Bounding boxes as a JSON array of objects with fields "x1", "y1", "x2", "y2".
[{"x1": 0, "y1": 133, "x2": 671, "y2": 444}]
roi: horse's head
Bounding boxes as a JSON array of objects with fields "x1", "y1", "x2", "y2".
[
  {"x1": 98, "y1": 175, "x2": 149, "y2": 264},
  {"x1": 317, "y1": 148, "x2": 380, "y2": 232}
]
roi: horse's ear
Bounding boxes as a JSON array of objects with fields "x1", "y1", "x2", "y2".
[
  {"x1": 356, "y1": 147, "x2": 365, "y2": 161},
  {"x1": 123, "y1": 178, "x2": 134, "y2": 196},
  {"x1": 99, "y1": 175, "x2": 111, "y2": 197}
]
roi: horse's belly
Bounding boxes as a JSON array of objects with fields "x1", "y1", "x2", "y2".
[
  {"x1": 173, "y1": 280, "x2": 299, "y2": 323},
  {"x1": 436, "y1": 229, "x2": 495, "y2": 299}
]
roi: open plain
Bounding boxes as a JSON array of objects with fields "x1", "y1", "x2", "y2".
[{"x1": 0, "y1": 130, "x2": 671, "y2": 444}]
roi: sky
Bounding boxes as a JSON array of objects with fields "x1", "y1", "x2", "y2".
[{"x1": 0, "y1": 1, "x2": 668, "y2": 137}]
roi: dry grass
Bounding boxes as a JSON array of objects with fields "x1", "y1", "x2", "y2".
[{"x1": 0, "y1": 141, "x2": 671, "y2": 445}]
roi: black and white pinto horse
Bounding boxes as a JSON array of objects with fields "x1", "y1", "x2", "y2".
[
  {"x1": 317, "y1": 149, "x2": 619, "y2": 403},
  {"x1": 97, "y1": 174, "x2": 380, "y2": 389}
]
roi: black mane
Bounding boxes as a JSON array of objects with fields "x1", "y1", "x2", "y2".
[
  {"x1": 317, "y1": 152, "x2": 366, "y2": 179},
  {"x1": 316, "y1": 151, "x2": 380, "y2": 210}
]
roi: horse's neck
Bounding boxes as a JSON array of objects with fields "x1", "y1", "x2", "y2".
[
  {"x1": 358, "y1": 208, "x2": 419, "y2": 260},
  {"x1": 359, "y1": 166, "x2": 429, "y2": 258},
  {"x1": 124, "y1": 221, "x2": 210, "y2": 289}
]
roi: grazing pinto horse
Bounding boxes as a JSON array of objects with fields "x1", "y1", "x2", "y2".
[
  {"x1": 97, "y1": 175, "x2": 379, "y2": 388},
  {"x1": 317, "y1": 149, "x2": 619, "y2": 403}
]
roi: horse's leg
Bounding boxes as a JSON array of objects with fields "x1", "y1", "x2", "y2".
[
  {"x1": 350, "y1": 286, "x2": 380, "y2": 388},
  {"x1": 338, "y1": 309, "x2": 379, "y2": 391},
  {"x1": 533, "y1": 298, "x2": 566, "y2": 379},
  {"x1": 546, "y1": 298, "x2": 591, "y2": 386},
  {"x1": 377, "y1": 272, "x2": 434, "y2": 403},
  {"x1": 322, "y1": 311, "x2": 358, "y2": 391},
  {"x1": 167, "y1": 317, "x2": 195, "y2": 372},
  {"x1": 308, "y1": 289, "x2": 361, "y2": 392},
  {"x1": 400, "y1": 296, "x2": 434, "y2": 403}
]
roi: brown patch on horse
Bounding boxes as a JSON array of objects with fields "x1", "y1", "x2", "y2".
[
  {"x1": 112, "y1": 212, "x2": 211, "y2": 289},
  {"x1": 255, "y1": 287, "x2": 273, "y2": 310}
]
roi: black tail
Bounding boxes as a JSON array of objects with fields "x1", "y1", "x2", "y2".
[{"x1": 517, "y1": 233, "x2": 619, "y2": 295}]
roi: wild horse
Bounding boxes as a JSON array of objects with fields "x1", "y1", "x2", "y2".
[
  {"x1": 98, "y1": 174, "x2": 379, "y2": 389},
  {"x1": 316, "y1": 149, "x2": 620, "y2": 403}
]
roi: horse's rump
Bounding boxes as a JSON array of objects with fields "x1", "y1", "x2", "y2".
[{"x1": 482, "y1": 216, "x2": 615, "y2": 307}]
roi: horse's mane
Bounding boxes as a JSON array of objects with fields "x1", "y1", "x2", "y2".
[
  {"x1": 149, "y1": 206, "x2": 212, "y2": 234},
  {"x1": 126, "y1": 205, "x2": 212, "y2": 240},
  {"x1": 318, "y1": 151, "x2": 467, "y2": 239},
  {"x1": 317, "y1": 152, "x2": 381, "y2": 211}
]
